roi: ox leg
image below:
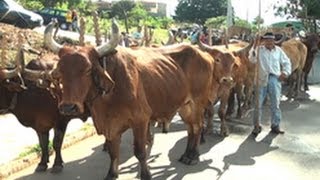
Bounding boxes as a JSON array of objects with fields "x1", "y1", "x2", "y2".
[
  {"x1": 132, "y1": 122, "x2": 151, "y2": 180},
  {"x1": 35, "y1": 131, "x2": 49, "y2": 172},
  {"x1": 304, "y1": 71, "x2": 310, "y2": 91},
  {"x1": 51, "y1": 123, "x2": 67, "y2": 173},
  {"x1": 242, "y1": 86, "x2": 252, "y2": 115},
  {"x1": 147, "y1": 122, "x2": 154, "y2": 153},
  {"x1": 226, "y1": 88, "x2": 235, "y2": 118},
  {"x1": 179, "y1": 105, "x2": 202, "y2": 165},
  {"x1": 295, "y1": 70, "x2": 303, "y2": 98},
  {"x1": 203, "y1": 104, "x2": 214, "y2": 135},
  {"x1": 179, "y1": 123, "x2": 201, "y2": 165},
  {"x1": 104, "y1": 137, "x2": 121, "y2": 180},
  {"x1": 286, "y1": 72, "x2": 296, "y2": 100},
  {"x1": 219, "y1": 92, "x2": 230, "y2": 137},
  {"x1": 233, "y1": 84, "x2": 245, "y2": 119}
]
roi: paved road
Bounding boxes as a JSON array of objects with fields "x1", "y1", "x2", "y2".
[{"x1": 6, "y1": 84, "x2": 320, "y2": 180}]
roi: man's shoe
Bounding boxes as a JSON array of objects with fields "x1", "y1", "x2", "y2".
[
  {"x1": 271, "y1": 127, "x2": 285, "y2": 134},
  {"x1": 251, "y1": 126, "x2": 262, "y2": 136}
]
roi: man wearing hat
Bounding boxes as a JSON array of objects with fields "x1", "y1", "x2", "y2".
[{"x1": 250, "y1": 32, "x2": 291, "y2": 136}]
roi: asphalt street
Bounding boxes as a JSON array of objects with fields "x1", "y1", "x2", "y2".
[{"x1": 6, "y1": 84, "x2": 320, "y2": 180}]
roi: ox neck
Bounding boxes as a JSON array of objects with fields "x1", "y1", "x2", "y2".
[{"x1": 85, "y1": 85, "x2": 101, "y2": 107}]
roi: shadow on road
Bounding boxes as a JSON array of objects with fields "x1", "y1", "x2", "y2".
[
  {"x1": 16, "y1": 121, "x2": 224, "y2": 180},
  {"x1": 217, "y1": 132, "x2": 279, "y2": 179}
]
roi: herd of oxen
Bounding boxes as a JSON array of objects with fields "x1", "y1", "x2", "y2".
[{"x1": 0, "y1": 19, "x2": 319, "y2": 180}]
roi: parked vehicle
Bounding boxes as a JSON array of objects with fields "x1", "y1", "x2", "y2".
[
  {"x1": 34, "y1": 8, "x2": 68, "y2": 30},
  {"x1": 0, "y1": 0, "x2": 43, "y2": 29}
]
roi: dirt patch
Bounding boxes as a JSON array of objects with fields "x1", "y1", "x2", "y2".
[{"x1": 0, "y1": 23, "x2": 81, "y2": 67}]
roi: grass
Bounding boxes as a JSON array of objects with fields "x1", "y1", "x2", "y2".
[
  {"x1": 152, "y1": 28, "x2": 169, "y2": 45},
  {"x1": 80, "y1": 123, "x2": 94, "y2": 131},
  {"x1": 18, "y1": 141, "x2": 53, "y2": 159}
]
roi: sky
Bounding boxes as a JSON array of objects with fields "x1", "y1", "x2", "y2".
[{"x1": 164, "y1": 0, "x2": 295, "y2": 25}]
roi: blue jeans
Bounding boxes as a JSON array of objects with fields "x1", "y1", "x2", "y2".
[{"x1": 253, "y1": 74, "x2": 282, "y2": 128}]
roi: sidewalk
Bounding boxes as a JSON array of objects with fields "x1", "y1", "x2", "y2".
[{"x1": 0, "y1": 115, "x2": 94, "y2": 165}]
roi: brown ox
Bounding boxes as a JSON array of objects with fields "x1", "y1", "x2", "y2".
[
  {"x1": 26, "y1": 20, "x2": 214, "y2": 180},
  {"x1": 301, "y1": 33, "x2": 320, "y2": 91},
  {"x1": 197, "y1": 37, "x2": 254, "y2": 136},
  {"x1": 0, "y1": 47, "x2": 88, "y2": 173},
  {"x1": 280, "y1": 38, "x2": 307, "y2": 98}
]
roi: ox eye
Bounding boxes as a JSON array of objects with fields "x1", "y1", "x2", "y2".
[{"x1": 215, "y1": 58, "x2": 221, "y2": 63}]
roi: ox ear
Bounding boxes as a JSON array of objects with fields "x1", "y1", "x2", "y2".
[{"x1": 2, "y1": 80, "x2": 26, "y2": 92}]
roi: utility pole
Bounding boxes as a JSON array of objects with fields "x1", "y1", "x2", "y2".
[
  {"x1": 225, "y1": 0, "x2": 233, "y2": 48},
  {"x1": 253, "y1": 0, "x2": 262, "y2": 128}
]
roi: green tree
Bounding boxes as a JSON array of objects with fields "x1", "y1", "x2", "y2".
[
  {"x1": 18, "y1": 0, "x2": 85, "y2": 10},
  {"x1": 128, "y1": 3, "x2": 148, "y2": 27},
  {"x1": 17, "y1": 0, "x2": 43, "y2": 10},
  {"x1": 205, "y1": 16, "x2": 252, "y2": 29},
  {"x1": 110, "y1": 0, "x2": 135, "y2": 33},
  {"x1": 174, "y1": 0, "x2": 227, "y2": 24},
  {"x1": 252, "y1": 15, "x2": 264, "y2": 26},
  {"x1": 273, "y1": 0, "x2": 320, "y2": 32}
]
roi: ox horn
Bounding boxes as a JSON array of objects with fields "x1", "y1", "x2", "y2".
[
  {"x1": 234, "y1": 37, "x2": 254, "y2": 55},
  {"x1": 0, "y1": 68, "x2": 20, "y2": 79},
  {"x1": 95, "y1": 19, "x2": 120, "y2": 57},
  {"x1": 44, "y1": 19, "x2": 63, "y2": 53},
  {"x1": 0, "y1": 44, "x2": 25, "y2": 79},
  {"x1": 274, "y1": 32, "x2": 287, "y2": 45},
  {"x1": 164, "y1": 30, "x2": 175, "y2": 45}
]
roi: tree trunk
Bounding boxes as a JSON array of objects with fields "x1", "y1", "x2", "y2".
[{"x1": 124, "y1": 15, "x2": 129, "y2": 34}]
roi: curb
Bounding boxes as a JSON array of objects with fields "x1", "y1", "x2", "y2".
[{"x1": 0, "y1": 124, "x2": 97, "y2": 179}]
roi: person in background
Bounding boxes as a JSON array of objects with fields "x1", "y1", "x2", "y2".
[
  {"x1": 131, "y1": 26, "x2": 143, "y2": 45},
  {"x1": 71, "y1": 8, "x2": 80, "y2": 32},
  {"x1": 199, "y1": 29, "x2": 209, "y2": 44},
  {"x1": 65, "y1": 10, "x2": 73, "y2": 31},
  {"x1": 250, "y1": 32, "x2": 291, "y2": 136}
]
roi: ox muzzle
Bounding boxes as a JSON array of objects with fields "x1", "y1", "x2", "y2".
[{"x1": 220, "y1": 76, "x2": 234, "y2": 85}]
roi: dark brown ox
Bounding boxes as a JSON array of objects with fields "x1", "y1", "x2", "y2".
[
  {"x1": 28, "y1": 20, "x2": 214, "y2": 180},
  {"x1": 0, "y1": 47, "x2": 88, "y2": 173},
  {"x1": 301, "y1": 33, "x2": 320, "y2": 91},
  {"x1": 197, "y1": 36, "x2": 254, "y2": 136}
]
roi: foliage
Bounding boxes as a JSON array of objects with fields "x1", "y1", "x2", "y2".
[
  {"x1": 128, "y1": 3, "x2": 148, "y2": 27},
  {"x1": 17, "y1": 0, "x2": 44, "y2": 10},
  {"x1": 83, "y1": 16, "x2": 112, "y2": 36},
  {"x1": 273, "y1": 0, "x2": 320, "y2": 32},
  {"x1": 110, "y1": 0, "x2": 135, "y2": 19},
  {"x1": 274, "y1": 0, "x2": 320, "y2": 19},
  {"x1": 174, "y1": 0, "x2": 227, "y2": 24},
  {"x1": 158, "y1": 17, "x2": 174, "y2": 29},
  {"x1": 252, "y1": 16, "x2": 264, "y2": 26},
  {"x1": 205, "y1": 16, "x2": 253, "y2": 29}
]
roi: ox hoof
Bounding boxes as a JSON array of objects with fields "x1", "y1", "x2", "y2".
[
  {"x1": 51, "y1": 164, "x2": 63, "y2": 173},
  {"x1": 102, "y1": 146, "x2": 108, "y2": 152},
  {"x1": 220, "y1": 130, "x2": 229, "y2": 137},
  {"x1": 104, "y1": 174, "x2": 118, "y2": 180},
  {"x1": 200, "y1": 135, "x2": 206, "y2": 144},
  {"x1": 35, "y1": 164, "x2": 48, "y2": 172},
  {"x1": 141, "y1": 170, "x2": 152, "y2": 180},
  {"x1": 179, "y1": 153, "x2": 199, "y2": 165}
]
